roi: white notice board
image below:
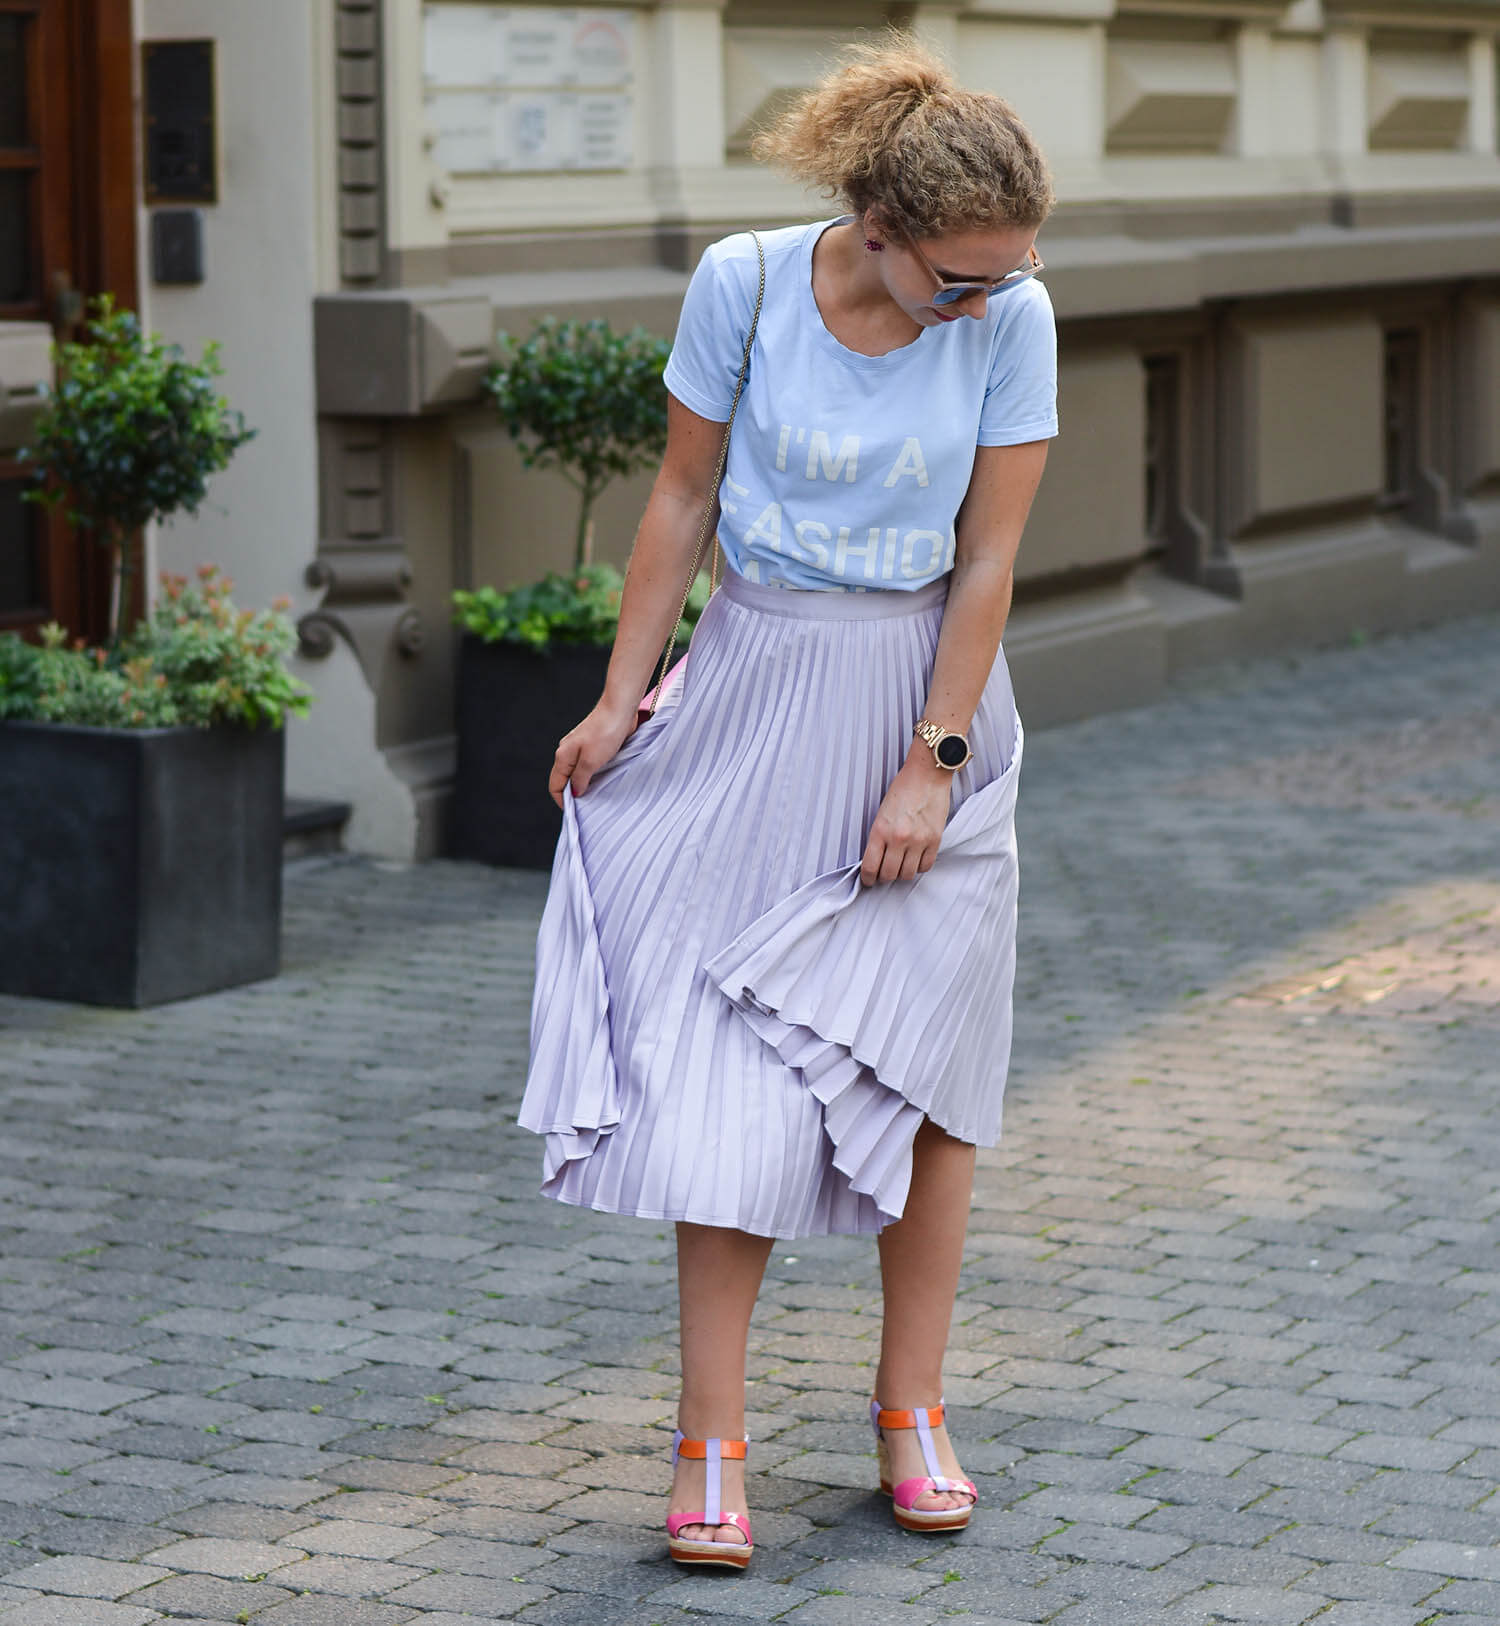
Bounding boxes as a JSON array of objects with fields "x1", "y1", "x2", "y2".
[{"x1": 424, "y1": 4, "x2": 635, "y2": 170}]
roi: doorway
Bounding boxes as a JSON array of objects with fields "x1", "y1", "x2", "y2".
[{"x1": 0, "y1": 0, "x2": 137, "y2": 642}]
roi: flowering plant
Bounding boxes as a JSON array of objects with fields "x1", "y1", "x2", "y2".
[
  {"x1": 453, "y1": 562, "x2": 710, "y2": 653},
  {"x1": 0, "y1": 566, "x2": 311, "y2": 729}
]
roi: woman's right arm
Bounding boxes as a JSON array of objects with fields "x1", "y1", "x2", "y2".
[{"x1": 548, "y1": 393, "x2": 730, "y2": 808}]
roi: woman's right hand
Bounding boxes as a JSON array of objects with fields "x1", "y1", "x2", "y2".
[{"x1": 549, "y1": 694, "x2": 642, "y2": 808}]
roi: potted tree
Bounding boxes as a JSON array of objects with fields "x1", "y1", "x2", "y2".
[
  {"x1": 451, "y1": 315, "x2": 709, "y2": 870},
  {"x1": 0, "y1": 299, "x2": 309, "y2": 1008}
]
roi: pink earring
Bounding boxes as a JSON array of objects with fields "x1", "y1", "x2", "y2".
[{"x1": 865, "y1": 238, "x2": 885, "y2": 253}]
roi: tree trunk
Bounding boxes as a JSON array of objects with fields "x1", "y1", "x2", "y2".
[
  {"x1": 107, "y1": 529, "x2": 125, "y2": 646},
  {"x1": 575, "y1": 481, "x2": 604, "y2": 571}
]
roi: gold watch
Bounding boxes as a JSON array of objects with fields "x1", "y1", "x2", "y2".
[{"x1": 914, "y1": 717, "x2": 973, "y2": 771}]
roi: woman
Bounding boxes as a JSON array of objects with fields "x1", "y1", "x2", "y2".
[{"x1": 518, "y1": 34, "x2": 1056, "y2": 1569}]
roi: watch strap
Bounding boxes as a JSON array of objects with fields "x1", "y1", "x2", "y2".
[{"x1": 914, "y1": 717, "x2": 972, "y2": 770}]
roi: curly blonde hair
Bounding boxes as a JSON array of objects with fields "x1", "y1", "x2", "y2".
[{"x1": 750, "y1": 33, "x2": 1053, "y2": 240}]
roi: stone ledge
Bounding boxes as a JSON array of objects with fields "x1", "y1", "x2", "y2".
[{"x1": 315, "y1": 220, "x2": 1500, "y2": 418}]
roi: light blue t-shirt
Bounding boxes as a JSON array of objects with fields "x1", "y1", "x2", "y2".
[{"x1": 662, "y1": 215, "x2": 1058, "y2": 592}]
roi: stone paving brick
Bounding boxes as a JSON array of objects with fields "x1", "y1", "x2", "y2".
[
  {"x1": 1371, "y1": 1505, "x2": 1500, "y2": 1545},
  {"x1": 13, "y1": 1515, "x2": 168, "y2": 1562},
  {"x1": 381, "y1": 1570, "x2": 556, "y2": 1613},
  {"x1": 171, "y1": 1473, "x2": 331, "y2": 1511},
  {"x1": 645, "y1": 1575, "x2": 818, "y2": 1616},
  {"x1": 2, "y1": 1555, "x2": 172, "y2": 1599},
  {"x1": 1336, "y1": 1434, "x2": 1477, "y2": 1472},
  {"x1": 1040, "y1": 1520, "x2": 1193, "y2": 1567},
  {"x1": 1387, "y1": 1542, "x2": 1500, "y2": 1581},
  {"x1": 1012, "y1": 1487, "x2": 1162, "y2": 1526},
  {"x1": 139, "y1": 1536, "x2": 307, "y2": 1579},
  {"x1": 45, "y1": 1485, "x2": 202, "y2": 1524},
  {"x1": 253, "y1": 1600, "x2": 420, "y2": 1626},
  {"x1": 1184, "y1": 1584, "x2": 1334, "y2": 1622},
  {"x1": 121, "y1": 1569, "x2": 297, "y2": 1616},
  {"x1": 267, "y1": 1553, "x2": 429, "y2": 1596},
  {"x1": 1311, "y1": 1607, "x2": 1433, "y2": 1626},
  {"x1": 778, "y1": 1595, "x2": 940, "y2": 1626},
  {"x1": 287, "y1": 1520, "x2": 437, "y2": 1561},
  {"x1": 516, "y1": 1602, "x2": 703, "y2": 1626},
  {"x1": 1034, "y1": 1606, "x2": 1177, "y2": 1626},
  {"x1": 1308, "y1": 1561, "x2": 1446, "y2": 1605},
  {"x1": 4, "y1": 612, "x2": 1500, "y2": 1621},
  {"x1": 0, "y1": 1600, "x2": 162, "y2": 1625},
  {"x1": 1434, "y1": 1585, "x2": 1500, "y2": 1617}
]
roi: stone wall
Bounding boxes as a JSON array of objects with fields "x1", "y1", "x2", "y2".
[{"x1": 291, "y1": 0, "x2": 1500, "y2": 854}]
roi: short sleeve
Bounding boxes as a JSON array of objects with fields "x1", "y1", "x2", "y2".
[
  {"x1": 663, "y1": 235, "x2": 758, "y2": 422},
  {"x1": 977, "y1": 279, "x2": 1059, "y2": 446}
]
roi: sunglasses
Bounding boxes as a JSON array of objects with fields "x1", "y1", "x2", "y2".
[{"x1": 904, "y1": 236, "x2": 1044, "y2": 307}]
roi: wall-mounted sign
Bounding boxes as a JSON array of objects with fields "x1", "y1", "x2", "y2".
[
  {"x1": 423, "y1": 5, "x2": 634, "y2": 172},
  {"x1": 426, "y1": 88, "x2": 632, "y2": 173},
  {"x1": 143, "y1": 40, "x2": 217, "y2": 205},
  {"x1": 427, "y1": 92, "x2": 496, "y2": 174}
]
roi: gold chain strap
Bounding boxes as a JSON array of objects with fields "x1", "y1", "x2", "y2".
[{"x1": 646, "y1": 230, "x2": 766, "y2": 718}]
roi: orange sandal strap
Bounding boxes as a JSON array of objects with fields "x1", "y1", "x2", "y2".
[
  {"x1": 871, "y1": 1398, "x2": 955, "y2": 1496},
  {"x1": 874, "y1": 1403, "x2": 944, "y2": 1430},
  {"x1": 674, "y1": 1438, "x2": 747, "y2": 1460}
]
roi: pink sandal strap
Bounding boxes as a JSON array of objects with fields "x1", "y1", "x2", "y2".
[
  {"x1": 666, "y1": 1509, "x2": 753, "y2": 1542},
  {"x1": 892, "y1": 1474, "x2": 978, "y2": 1511}
]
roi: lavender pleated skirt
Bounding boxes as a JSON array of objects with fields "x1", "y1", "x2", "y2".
[{"x1": 517, "y1": 567, "x2": 1023, "y2": 1240}]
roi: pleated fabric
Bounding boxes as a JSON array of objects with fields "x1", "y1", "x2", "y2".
[{"x1": 517, "y1": 568, "x2": 1023, "y2": 1240}]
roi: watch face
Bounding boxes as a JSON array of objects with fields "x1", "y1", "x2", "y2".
[{"x1": 936, "y1": 734, "x2": 969, "y2": 768}]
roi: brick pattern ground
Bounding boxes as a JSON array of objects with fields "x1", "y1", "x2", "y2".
[{"x1": 1, "y1": 611, "x2": 1498, "y2": 1626}]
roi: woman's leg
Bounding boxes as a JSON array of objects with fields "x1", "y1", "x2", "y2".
[
  {"x1": 874, "y1": 1116, "x2": 977, "y2": 1512},
  {"x1": 671, "y1": 1221, "x2": 775, "y2": 1543}
]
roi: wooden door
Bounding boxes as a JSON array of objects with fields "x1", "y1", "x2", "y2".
[{"x1": 0, "y1": 0, "x2": 137, "y2": 642}]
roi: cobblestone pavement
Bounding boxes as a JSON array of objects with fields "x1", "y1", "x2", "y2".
[{"x1": 3, "y1": 611, "x2": 1499, "y2": 1626}]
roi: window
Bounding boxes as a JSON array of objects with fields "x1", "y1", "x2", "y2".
[
  {"x1": 0, "y1": 466, "x2": 42, "y2": 621},
  {"x1": 0, "y1": 10, "x2": 40, "y2": 312},
  {"x1": 1144, "y1": 352, "x2": 1180, "y2": 554},
  {"x1": 1382, "y1": 326, "x2": 1421, "y2": 513}
]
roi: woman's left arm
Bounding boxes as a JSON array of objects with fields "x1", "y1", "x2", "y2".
[{"x1": 859, "y1": 439, "x2": 1050, "y2": 888}]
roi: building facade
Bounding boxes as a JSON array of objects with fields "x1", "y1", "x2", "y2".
[{"x1": 2, "y1": 0, "x2": 1498, "y2": 857}]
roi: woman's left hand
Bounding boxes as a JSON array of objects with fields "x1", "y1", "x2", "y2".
[{"x1": 860, "y1": 759, "x2": 952, "y2": 887}]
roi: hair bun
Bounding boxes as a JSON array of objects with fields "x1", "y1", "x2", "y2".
[
  {"x1": 750, "y1": 29, "x2": 1053, "y2": 237},
  {"x1": 819, "y1": 40, "x2": 956, "y2": 136}
]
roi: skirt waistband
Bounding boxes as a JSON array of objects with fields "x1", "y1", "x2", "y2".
[{"x1": 719, "y1": 566, "x2": 949, "y2": 620}]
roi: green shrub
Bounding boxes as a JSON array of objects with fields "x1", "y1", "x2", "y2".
[
  {"x1": 20, "y1": 295, "x2": 255, "y2": 643},
  {"x1": 453, "y1": 562, "x2": 711, "y2": 653},
  {"x1": 0, "y1": 567, "x2": 310, "y2": 730},
  {"x1": 484, "y1": 316, "x2": 672, "y2": 573}
]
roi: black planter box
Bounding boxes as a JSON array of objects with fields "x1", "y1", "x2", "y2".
[
  {"x1": 0, "y1": 721, "x2": 285, "y2": 1007},
  {"x1": 453, "y1": 635, "x2": 683, "y2": 870}
]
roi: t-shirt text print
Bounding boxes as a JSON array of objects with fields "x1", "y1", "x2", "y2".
[
  {"x1": 663, "y1": 216, "x2": 1059, "y2": 594},
  {"x1": 723, "y1": 425, "x2": 955, "y2": 586}
]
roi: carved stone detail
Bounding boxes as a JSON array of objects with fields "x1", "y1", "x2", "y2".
[
  {"x1": 297, "y1": 598, "x2": 424, "y2": 685},
  {"x1": 300, "y1": 420, "x2": 422, "y2": 689},
  {"x1": 314, "y1": 292, "x2": 493, "y2": 418},
  {"x1": 336, "y1": 0, "x2": 385, "y2": 287}
]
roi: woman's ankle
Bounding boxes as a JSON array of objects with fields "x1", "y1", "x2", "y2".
[{"x1": 873, "y1": 1376, "x2": 944, "y2": 1410}]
